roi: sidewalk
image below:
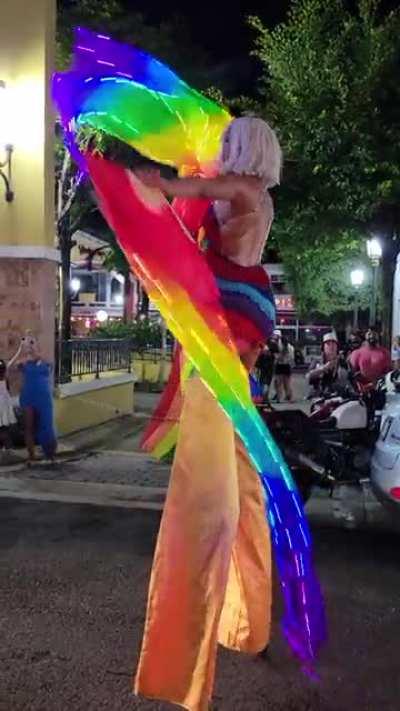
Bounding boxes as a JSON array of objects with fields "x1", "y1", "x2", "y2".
[
  {"x1": 1, "y1": 375, "x2": 396, "y2": 531},
  {"x1": 0, "y1": 404, "x2": 166, "y2": 508},
  {"x1": 0, "y1": 450, "x2": 169, "y2": 510},
  {"x1": 0, "y1": 448, "x2": 393, "y2": 531}
]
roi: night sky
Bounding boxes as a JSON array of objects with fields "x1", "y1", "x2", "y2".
[
  {"x1": 119, "y1": 0, "x2": 400, "y2": 94},
  {"x1": 122, "y1": 0, "x2": 400, "y2": 60},
  {"x1": 118, "y1": 0, "x2": 293, "y2": 93},
  {"x1": 121, "y1": 0, "x2": 292, "y2": 60}
]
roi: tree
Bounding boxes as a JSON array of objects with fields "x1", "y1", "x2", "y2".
[
  {"x1": 251, "y1": 0, "x2": 400, "y2": 337},
  {"x1": 55, "y1": 129, "x2": 99, "y2": 341},
  {"x1": 103, "y1": 240, "x2": 136, "y2": 323}
]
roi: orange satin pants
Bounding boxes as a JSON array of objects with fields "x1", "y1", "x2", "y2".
[{"x1": 135, "y1": 376, "x2": 271, "y2": 710}]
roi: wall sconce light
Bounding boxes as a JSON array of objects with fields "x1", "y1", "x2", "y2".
[{"x1": 0, "y1": 81, "x2": 14, "y2": 202}]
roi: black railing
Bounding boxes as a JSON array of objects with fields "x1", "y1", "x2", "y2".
[{"x1": 56, "y1": 338, "x2": 132, "y2": 383}]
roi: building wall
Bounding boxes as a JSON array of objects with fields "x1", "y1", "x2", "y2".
[
  {"x1": 55, "y1": 375, "x2": 135, "y2": 436},
  {"x1": 0, "y1": 0, "x2": 55, "y2": 250},
  {"x1": 132, "y1": 357, "x2": 171, "y2": 385},
  {"x1": 0, "y1": 0, "x2": 58, "y2": 363},
  {"x1": 0, "y1": 259, "x2": 56, "y2": 361}
]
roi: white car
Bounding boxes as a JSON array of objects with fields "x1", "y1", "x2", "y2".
[{"x1": 370, "y1": 372, "x2": 400, "y2": 510}]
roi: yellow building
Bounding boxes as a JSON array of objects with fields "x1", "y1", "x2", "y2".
[
  {"x1": 0, "y1": 0, "x2": 57, "y2": 362},
  {"x1": 0, "y1": 0, "x2": 135, "y2": 436}
]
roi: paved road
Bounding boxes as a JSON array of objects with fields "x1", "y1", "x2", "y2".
[{"x1": 1, "y1": 500, "x2": 400, "y2": 711}]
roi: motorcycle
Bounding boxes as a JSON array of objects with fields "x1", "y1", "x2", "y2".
[
  {"x1": 307, "y1": 375, "x2": 386, "y2": 483},
  {"x1": 258, "y1": 372, "x2": 400, "y2": 526},
  {"x1": 257, "y1": 406, "x2": 334, "y2": 503}
]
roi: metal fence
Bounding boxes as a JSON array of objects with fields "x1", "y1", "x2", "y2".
[{"x1": 56, "y1": 338, "x2": 132, "y2": 383}]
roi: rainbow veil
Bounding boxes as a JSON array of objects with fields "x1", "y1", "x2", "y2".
[{"x1": 53, "y1": 28, "x2": 325, "y2": 670}]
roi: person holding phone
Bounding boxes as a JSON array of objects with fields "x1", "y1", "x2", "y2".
[{"x1": 9, "y1": 333, "x2": 57, "y2": 464}]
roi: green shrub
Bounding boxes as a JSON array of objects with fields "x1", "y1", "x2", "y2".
[{"x1": 93, "y1": 318, "x2": 163, "y2": 352}]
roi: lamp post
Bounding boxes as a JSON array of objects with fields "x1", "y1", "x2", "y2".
[
  {"x1": 367, "y1": 237, "x2": 382, "y2": 327},
  {"x1": 350, "y1": 268, "x2": 365, "y2": 330}
]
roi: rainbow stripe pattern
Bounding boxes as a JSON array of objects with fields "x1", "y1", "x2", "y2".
[
  {"x1": 53, "y1": 30, "x2": 325, "y2": 670},
  {"x1": 53, "y1": 27, "x2": 231, "y2": 174}
]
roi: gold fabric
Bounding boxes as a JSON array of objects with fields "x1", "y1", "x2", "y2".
[{"x1": 135, "y1": 376, "x2": 271, "y2": 711}]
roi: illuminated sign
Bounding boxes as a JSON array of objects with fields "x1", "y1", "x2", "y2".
[{"x1": 274, "y1": 294, "x2": 295, "y2": 312}]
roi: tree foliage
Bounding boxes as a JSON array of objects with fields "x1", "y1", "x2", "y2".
[{"x1": 251, "y1": 0, "x2": 400, "y2": 321}]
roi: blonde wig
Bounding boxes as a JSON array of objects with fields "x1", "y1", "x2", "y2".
[{"x1": 220, "y1": 117, "x2": 282, "y2": 188}]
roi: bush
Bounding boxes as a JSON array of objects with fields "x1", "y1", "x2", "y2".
[{"x1": 93, "y1": 318, "x2": 163, "y2": 352}]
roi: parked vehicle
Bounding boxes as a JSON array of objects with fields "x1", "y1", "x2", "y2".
[
  {"x1": 259, "y1": 372, "x2": 400, "y2": 523},
  {"x1": 307, "y1": 376, "x2": 386, "y2": 483},
  {"x1": 371, "y1": 371, "x2": 400, "y2": 511}
]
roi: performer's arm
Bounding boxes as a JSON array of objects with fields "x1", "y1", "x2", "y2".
[{"x1": 136, "y1": 168, "x2": 252, "y2": 203}]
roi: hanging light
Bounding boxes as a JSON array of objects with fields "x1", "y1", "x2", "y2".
[
  {"x1": 350, "y1": 269, "x2": 365, "y2": 288},
  {"x1": 366, "y1": 238, "x2": 382, "y2": 265},
  {"x1": 0, "y1": 81, "x2": 14, "y2": 202},
  {"x1": 96, "y1": 309, "x2": 108, "y2": 323}
]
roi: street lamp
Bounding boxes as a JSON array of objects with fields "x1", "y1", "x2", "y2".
[
  {"x1": 113, "y1": 292, "x2": 123, "y2": 305},
  {"x1": 70, "y1": 277, "x2": 81, "y2": 293},
  {"x1": 367, "y1": 237, "x2": 382, "y2": 326},
  {"x1": 350, "y1": 269, "x2": 365, "y2": 288},
  {"x1": 350, "y1": 268, "x2": 365, "y2": 329},
  {"x1": 96, "y1": 309, "x2": 108, "y2": 323},
  {"x1": 0, "y1": 81, "x2": 14, "y2": 202}
]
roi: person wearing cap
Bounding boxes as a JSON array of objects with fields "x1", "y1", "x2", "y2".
[{"x1": 307, "y1": 332, "x2": 348, "y2": 396}]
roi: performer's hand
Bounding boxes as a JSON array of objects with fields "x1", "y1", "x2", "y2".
[{"x1": 135, "y1": 168, "x2": 165, "y2": 191}]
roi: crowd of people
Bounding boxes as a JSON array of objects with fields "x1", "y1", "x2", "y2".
[
  {"x1": 255, "y1": 329, "x2": 295, "y2": 403},
  {"x1": 254, "y1": 327, "x2": 396, "y2": 405}
]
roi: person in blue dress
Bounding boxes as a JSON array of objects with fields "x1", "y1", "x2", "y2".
[
  {"x1": 9, "y1": 333, "x2": 57, "y2": 464},
  {"x1": 249, "y1": 371, "x2": 264, "y2": 404}
]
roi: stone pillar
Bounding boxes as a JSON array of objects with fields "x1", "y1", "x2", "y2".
[{"x1": 0, "y1": 0, "x2": 57, "y2": 363}]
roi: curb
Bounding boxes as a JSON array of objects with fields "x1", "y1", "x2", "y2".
[
  {"x1": 0, "y1": 476, "x2": 364, "y2": 525},
  {"x1": 0, "y1": 476, "x2": 166, "y2": 510},
  {"x1": 1, "y1": 471, "x2": 396, "y2": 532}
]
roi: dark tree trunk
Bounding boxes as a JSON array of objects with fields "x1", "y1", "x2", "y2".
[
  {"x1": 369, "y1": 208, "x2": 400, "y2": 347},
  {"x1": 123, "y1": 273, "x2": 133, "y2": 324},
  {"x1": 140, "y1": 288, "x2": 150, "y2": 316},
  {"x1": 57, "y1": 220, "x2": 74, "y2": 382},
  {"x1": 381, "y1": 241, "x2": 397, "y2": 347},
  {"x1": 61, "y1": 240, "x2": 72, "y2": 342}
]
